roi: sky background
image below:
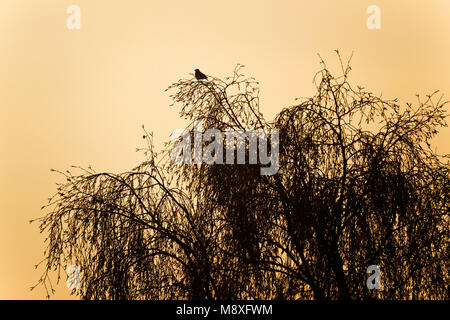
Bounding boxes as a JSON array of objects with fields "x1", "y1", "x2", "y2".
[{"x1": 0, "y1": 0, "x2": 449, "y2": 299}]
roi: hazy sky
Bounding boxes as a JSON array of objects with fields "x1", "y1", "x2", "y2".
[{"x1": 0, "y1": 0, "x2": 449, "y2": 299}]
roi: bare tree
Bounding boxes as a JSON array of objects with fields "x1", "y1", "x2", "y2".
[{"x1": 33, "y1": 55, "x2": 449, "y2": 300}]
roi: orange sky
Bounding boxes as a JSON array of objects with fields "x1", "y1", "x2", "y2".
[{"x1": 0, "y1": 0, "x2": 449, "y2": 299}]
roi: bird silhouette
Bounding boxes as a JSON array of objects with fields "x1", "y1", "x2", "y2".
[{"x1": 194, "y1": 69, "x2": 207, "y2": 80}]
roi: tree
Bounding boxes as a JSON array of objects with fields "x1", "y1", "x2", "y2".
[{"x1": 33, "y1": 55, "x2": 449, "y2": 300}]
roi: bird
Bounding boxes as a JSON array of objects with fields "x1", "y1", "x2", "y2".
[{"x1": 194, "y1": 68, "x2": 207, "y2": 80}]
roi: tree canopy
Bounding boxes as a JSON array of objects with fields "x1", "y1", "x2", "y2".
[{"x1": 33, "y1": 56, "x2": 449, "y2": 300}]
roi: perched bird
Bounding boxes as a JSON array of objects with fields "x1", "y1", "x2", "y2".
[{"x1": 194, "y1": 68, "x2": 207, "y2": 80}]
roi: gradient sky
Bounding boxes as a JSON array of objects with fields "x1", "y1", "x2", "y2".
[{"x1": 0, "y1": 0, "x2": 449, "y2": 299}]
